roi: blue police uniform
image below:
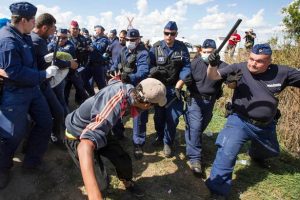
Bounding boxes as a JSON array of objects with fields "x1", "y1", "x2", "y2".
[
  {"x1": 108, "y1": 37, "x2": 123, "y2": 71},
  {"x1": 65, "y1": 79, "x2": 135, "y2": 181},
  {"x1": 185, "y1": 40, "x2": 227, "y2": 166},
  {"x1": 31, "y1": 31, "x2": 66, "y2": 141},
  {"x1": 149, "y1": 22, "x2": 191, "y2": 148},
  {"x1": 0, "y1": 2, "x2": 52, "y2": 176},
  {"x1": 83, "y1": 31, "x2": 109, "y2": 96},
  {"x1": 47, "y1": 32, "x2": 77, "y2": 116},
  {"x1": 67, "y1": 34, "x2": 89, "y2": 104},
  {"x1": 206, "y1": 44, "x2": 300, "y2": 197},
  {"x1": 111, "y1": 29, "x2": 150, "y2": 147}
]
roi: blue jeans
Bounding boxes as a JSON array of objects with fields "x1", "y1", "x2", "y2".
[
  {"x1": 206, "y1": 113, "x2": 279, "y2": 196},
  {"x1": 132, "y1": 110, "x2": 148, "y2": 146},
  {"x1": 0, "y1": 86, "x2": 52, "y2": 171},
  {"x1": 184, "y1": 97, "x2": 215, "y2": 163},
  {"x1": 153, "y1": 88, "x2": 183, "y2": 145}
]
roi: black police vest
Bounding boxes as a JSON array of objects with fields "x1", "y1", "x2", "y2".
[
  {"x1": 69, "y1": 35, "x2": 89, "y2": 66},
  {"x1": 118, "y1": 43, "x2": 147, "y2": 75},
  {"x1": 153, "y1": 40, "x2": 184, "y2": 86}
]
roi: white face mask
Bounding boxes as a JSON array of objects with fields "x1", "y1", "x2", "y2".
[
  {"x1": 126, "y1": 41, "x2": 136, "y2": 50},
  {"x1": 201, "y1": 53, "x2": 210, "y2": 63}
]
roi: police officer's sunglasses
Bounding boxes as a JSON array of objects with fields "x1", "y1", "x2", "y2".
[
  {"x1": 126, "y1": 38, "x2": 137, "y2": 42},
  {"x1": 164, "y1": 31, "x2": 177, "y2": 36}
]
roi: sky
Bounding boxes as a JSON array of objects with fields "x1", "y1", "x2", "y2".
[{"x1": 0, "y1": 0, "x2": 293, "y2": 46}]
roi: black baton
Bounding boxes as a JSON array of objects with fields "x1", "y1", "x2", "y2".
[
  {"x1": 51, "y1": 36, "x2": 61, "y2": 65},
  {"x1": 216, "y1": 19, "x2": 242, "y2": 53}
]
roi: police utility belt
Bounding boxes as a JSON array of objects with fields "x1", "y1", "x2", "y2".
[
  {"x1": 235, "y1": 111, "x2": 273, "y2": 127},
  {"x1": 191, "y1": 93, "x2": 214, "y2": 101}
]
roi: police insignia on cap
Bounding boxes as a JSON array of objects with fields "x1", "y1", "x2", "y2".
[{"x1": 259, "y1": 49, "x2": 263, "y2": 53}]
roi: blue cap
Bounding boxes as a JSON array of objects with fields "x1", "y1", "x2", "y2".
[
  {"x1": 0, "y1": 18, "x2": 10, "y2": 29},
  {"x1": 164, "y1": 21, "x2": 178, "y2": 31},
  {"x1": 126, "y1": 28, "x2": 142, "y2": 39},
  {"x1": 252, "y1": 43, "x2": 272, "y2": 55},
  {"x1": 58, "y1": 28, "x2": 68, "y2": 34},
  {"x1": 9, "y1": 2, "x2": 37, "y2": 18},
  {"x1": 202, "y1": 39, "x2": 216, "y2": 49},
  {"x1": 110, "y1": 29, "x2": 117, "y2": 35},
  {"x1": 94, "y1": 25, "x2": 105, "y2": 31}
]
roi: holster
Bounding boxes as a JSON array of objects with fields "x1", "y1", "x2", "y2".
[
  {"x1": 224, "y1": 101, "x2": 233, "y2": 118},
  {"x1": 184, "y1": 90, "x2": 192, "y2": 106}
]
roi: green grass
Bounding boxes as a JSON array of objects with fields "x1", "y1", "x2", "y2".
[{"x1": 177, "y1": 104, "x2": 300, "y2": 200}]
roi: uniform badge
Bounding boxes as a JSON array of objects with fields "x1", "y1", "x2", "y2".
[{"x1": 158, "y1": 57, "x2": 165, "y2": 62}]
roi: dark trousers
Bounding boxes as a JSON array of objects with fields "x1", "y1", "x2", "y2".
[
  {"x1": 65, "y1": 133, "x2": 132, "y2": 181},
  {"x1": 153, "y1": 88, "x2": 183, "y2": 145},
  {"x1": 82, "y1": 62, "x2": 107, "y2": 96},
  {"x1": 53, "y1": 80, "x2": 69, "y2": 117},
  {"x1": 184, "y1": 97, "x2": 215, "y2": 163},
  {"x1": 0, "y1": 86, "x2": 52, "y2": 171},
  {"x1": 41, "y1": 82, "x2": 65, "y2": 140},
  {"x1": 65, "y1": 71, "x2": 89, "y2": 105}
]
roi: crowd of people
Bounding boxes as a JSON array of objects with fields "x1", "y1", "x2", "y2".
[{"x1": 1, "y1": 2, "x2": 300, "y2": 200}]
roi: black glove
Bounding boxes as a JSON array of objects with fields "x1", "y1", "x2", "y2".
[
  {"x1": 175, "y1": 88, "x2": 181, "y2": 100},
  {"x1": 225, "y1": 69, "x2": 243, "y2": 83},
  {"x1": 121, "y1": 73, "x2": 131, "y2": 83},
  {"x1": 208, "y1": 51, "x2": 220, "y2": 67}
]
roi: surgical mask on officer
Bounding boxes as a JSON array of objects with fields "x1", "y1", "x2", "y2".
[
  {"x1": 201, "y1": 53, "x2": 210, "y2": 63},
  {"x1": 126, "y1": 41, "x2": 136, "y2": 50}
]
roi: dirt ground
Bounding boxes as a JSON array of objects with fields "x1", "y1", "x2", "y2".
[{"x1": 0, "y1": 113, "x2": 212, "y2": 200}]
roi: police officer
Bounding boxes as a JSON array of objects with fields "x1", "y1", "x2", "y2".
[
  {"x1": 0, "y1": 2, "x2": 58, "y2": 189},
  {"x1": 31, "y1": 14, "x2": 78, "y2": 144},
  {"x1": 205, "y1": 44, "x2": 300, "y2": 198},
  {"x1": 107, "y1": 29, "x2": 121, "y2": 71},
  {"x1": 111, "y1": 29, "x2": 150, "y2": 159},
  {"x1": 83, "y1": 25, "x2": 109, "y2": 96},
  {"x1": 66, "y1": 20, "x2": 89, "y2": 104},
  {"x1": 149, "y1": 21, "x2": 191, "y2": 157},
  {"x1": 48, "y1": 28, "x2": 78, "y2": 117},
  {"x1": 64, "y1": 77, "x2": 167, "y2": 199},
  {"x1": 0, "y1": 18, "x2": 10, "y2": 29},
  {"x1": 184, "y1": 39, "x2": 227, "y2": 176}
]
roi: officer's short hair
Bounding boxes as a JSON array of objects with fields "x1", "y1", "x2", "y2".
[{"x1": 35, "y1": 13, "x2": 56, "y2": 29}]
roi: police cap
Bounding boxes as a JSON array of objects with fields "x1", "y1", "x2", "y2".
[
  {"x1": 202, "y1": 39, "x2": 216, "y2": 49},
  {"x1": 58, "y1": 28, "x2": 68, "y2": 34},
  {"x1": 126, "y1": 28, "x2": 142, "y2": 39},
  {"x1": 81, "y1": 28, "x2": 89, "y2": 34},
  {"x1": 252, "y1": 43, "x2": 272, "y2": 55},
  {"x1": 110, "y1": 29, "x2": 117, "y2": 35},
  {"x1": 94, "y1": 25, "x2": 105, "y2": 31},
  {"x1": 9, "y1": 2, "x2": 37, "y2": 18},
  {"x1": 164, "y1": 21, "x2": 178, "y2": 31}
]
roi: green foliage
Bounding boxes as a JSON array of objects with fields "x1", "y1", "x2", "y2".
[{"x1": 282, "y1": 0, "x2": 300, "y2": 41}]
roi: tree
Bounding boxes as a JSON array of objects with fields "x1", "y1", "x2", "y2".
[{"x1": 282, "y1": 0, "x2": 300, "y2": 41}]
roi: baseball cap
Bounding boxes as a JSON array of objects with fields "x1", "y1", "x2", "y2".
[{"x1": 138, "y1": 78, "x2": 167, "y2": 107}]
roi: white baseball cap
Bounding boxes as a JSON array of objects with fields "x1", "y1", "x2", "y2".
[{"x1": 138, "y1": 78, "x2": 167, "y2": 106}]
